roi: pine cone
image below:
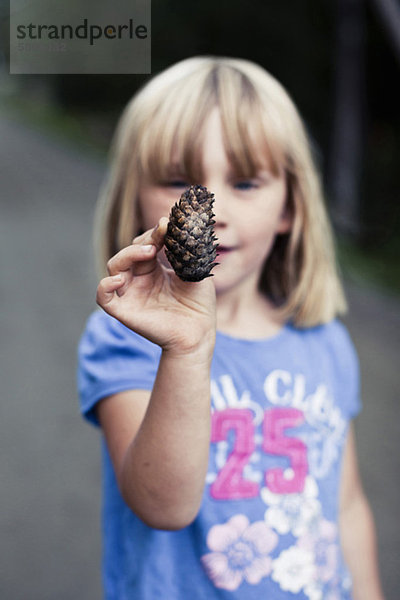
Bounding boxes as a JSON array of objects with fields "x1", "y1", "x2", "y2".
[{"x1": 164, "y1": 185, "x2": 219, "y2": 282}]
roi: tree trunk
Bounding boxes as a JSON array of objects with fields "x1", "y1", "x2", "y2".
[{"x1": 328, "y1": 0, "x2": 366, "y2": 238}]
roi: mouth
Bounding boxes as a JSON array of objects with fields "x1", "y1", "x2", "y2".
[{"x1": 216, "y1": 245, "x2": 237, "y2": 257}]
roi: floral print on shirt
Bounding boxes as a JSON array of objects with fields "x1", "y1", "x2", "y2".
[
  {"x1": 201, "y1": 514, "x2": 278, "y2": 590},
  {"x1": 261, "y1": 475, "x2": 321, "y2": 537},
  {"x1": 201, "y1": 508, "x2": 349, "y2": 598}
]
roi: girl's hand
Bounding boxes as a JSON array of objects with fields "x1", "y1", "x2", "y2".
[{"x1": 96, "y1": 217, "x2": 216, "y2": 357}]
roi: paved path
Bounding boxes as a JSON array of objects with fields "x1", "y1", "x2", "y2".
[{"x1": 1, "y1": 113, "x2": 398, "y2": 599}]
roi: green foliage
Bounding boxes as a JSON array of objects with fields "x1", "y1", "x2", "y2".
[{"x1": 338, "y1": 237, "x2": 400, "y2": 297}]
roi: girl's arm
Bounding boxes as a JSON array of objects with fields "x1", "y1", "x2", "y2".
[
  {"x1": 339, "y1": 424, "x2": 385, "y2": 600},
  {"x1": 95, "y1": 220, "x2": 216, "y2": 530}
]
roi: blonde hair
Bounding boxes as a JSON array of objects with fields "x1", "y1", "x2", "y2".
[{"x1": 94, "y1": 55, "x2": 347, "y2": 327}]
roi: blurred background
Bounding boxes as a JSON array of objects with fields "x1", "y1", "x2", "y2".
[{"x1": 0, "y1": 0, "x2": 399, "y2": 598}]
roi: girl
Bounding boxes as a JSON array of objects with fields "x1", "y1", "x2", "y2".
[{"x1": 78, "y1": 56, "x2": 384, "y2": 599}]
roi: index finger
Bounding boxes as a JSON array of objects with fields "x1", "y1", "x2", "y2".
[{"x1": 106, "y1": 244, "x2": 156, "y2": 276}]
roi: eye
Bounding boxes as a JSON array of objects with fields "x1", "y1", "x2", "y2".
[
  {"x1": 233, "y1": 179, "x2": 259, "y2": 191},
  {"x1": 164, "y1": 179, "x2": 190, "y2": 189}
]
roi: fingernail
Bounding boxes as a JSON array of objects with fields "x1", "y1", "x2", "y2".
[
  {"x1": 112, "y1": 274, "x2": 122, "y2": 282},
  {"x1": 153, "y1": 224, "x2": 159, "y2": 233},
  {"x1": 142, "y1": 244, "x2": 154, "y2": 253}
]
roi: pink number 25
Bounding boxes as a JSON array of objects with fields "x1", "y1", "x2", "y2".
[{"x1": 210, "y1": 407, "x2": 308, "y2": 500}]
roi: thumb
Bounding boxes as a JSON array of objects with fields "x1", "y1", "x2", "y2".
[
  {"x1": 132, "y1": 217, "x2": 168, "y2": 250},
  {"x1": 96, "y1": 274, "x2": 124, "y2": 308}
]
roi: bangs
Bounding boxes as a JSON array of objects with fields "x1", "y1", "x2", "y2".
[
  {"x1": 217, "y1": 65, "x2": 285, "y2": 177},
  {"x1": 136, "y1": 63, "x2": 287, "y2": 185}
]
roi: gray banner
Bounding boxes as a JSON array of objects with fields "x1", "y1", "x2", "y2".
[{"x1": 10, "y1": 0, "x2": 151, "y2": 74}]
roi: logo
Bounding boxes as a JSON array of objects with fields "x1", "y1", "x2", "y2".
[{"x1": 16, "y1": 18, "x2": 148, "y2": 46}]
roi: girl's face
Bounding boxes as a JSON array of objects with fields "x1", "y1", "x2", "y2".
[{"x1": 138, "y1": 107, "x2": 291, "y2": 297}]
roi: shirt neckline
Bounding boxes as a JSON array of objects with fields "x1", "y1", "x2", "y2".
[{"x1": 216, "y1": 322, "x2": 293, "y2": 345}]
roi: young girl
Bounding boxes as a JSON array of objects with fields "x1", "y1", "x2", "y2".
[{"x1": 78, "y1": 56, "x2": 384, "y2": 599}]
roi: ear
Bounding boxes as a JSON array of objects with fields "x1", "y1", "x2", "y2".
[{"x1": 277, "y1": 202, "x2": 293, "y2": 234}]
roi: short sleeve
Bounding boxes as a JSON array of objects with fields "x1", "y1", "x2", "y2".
[
  {"x1": 326, "y1": 320, "x2": 362, "y2": 420},
  {"x1": 77, "y1": 310, "x2": 161, "y2": 426}
]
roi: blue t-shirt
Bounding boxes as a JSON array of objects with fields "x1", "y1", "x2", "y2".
[{"x1": 78, "y1": 310, "x2": 361, "y2": 599}]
